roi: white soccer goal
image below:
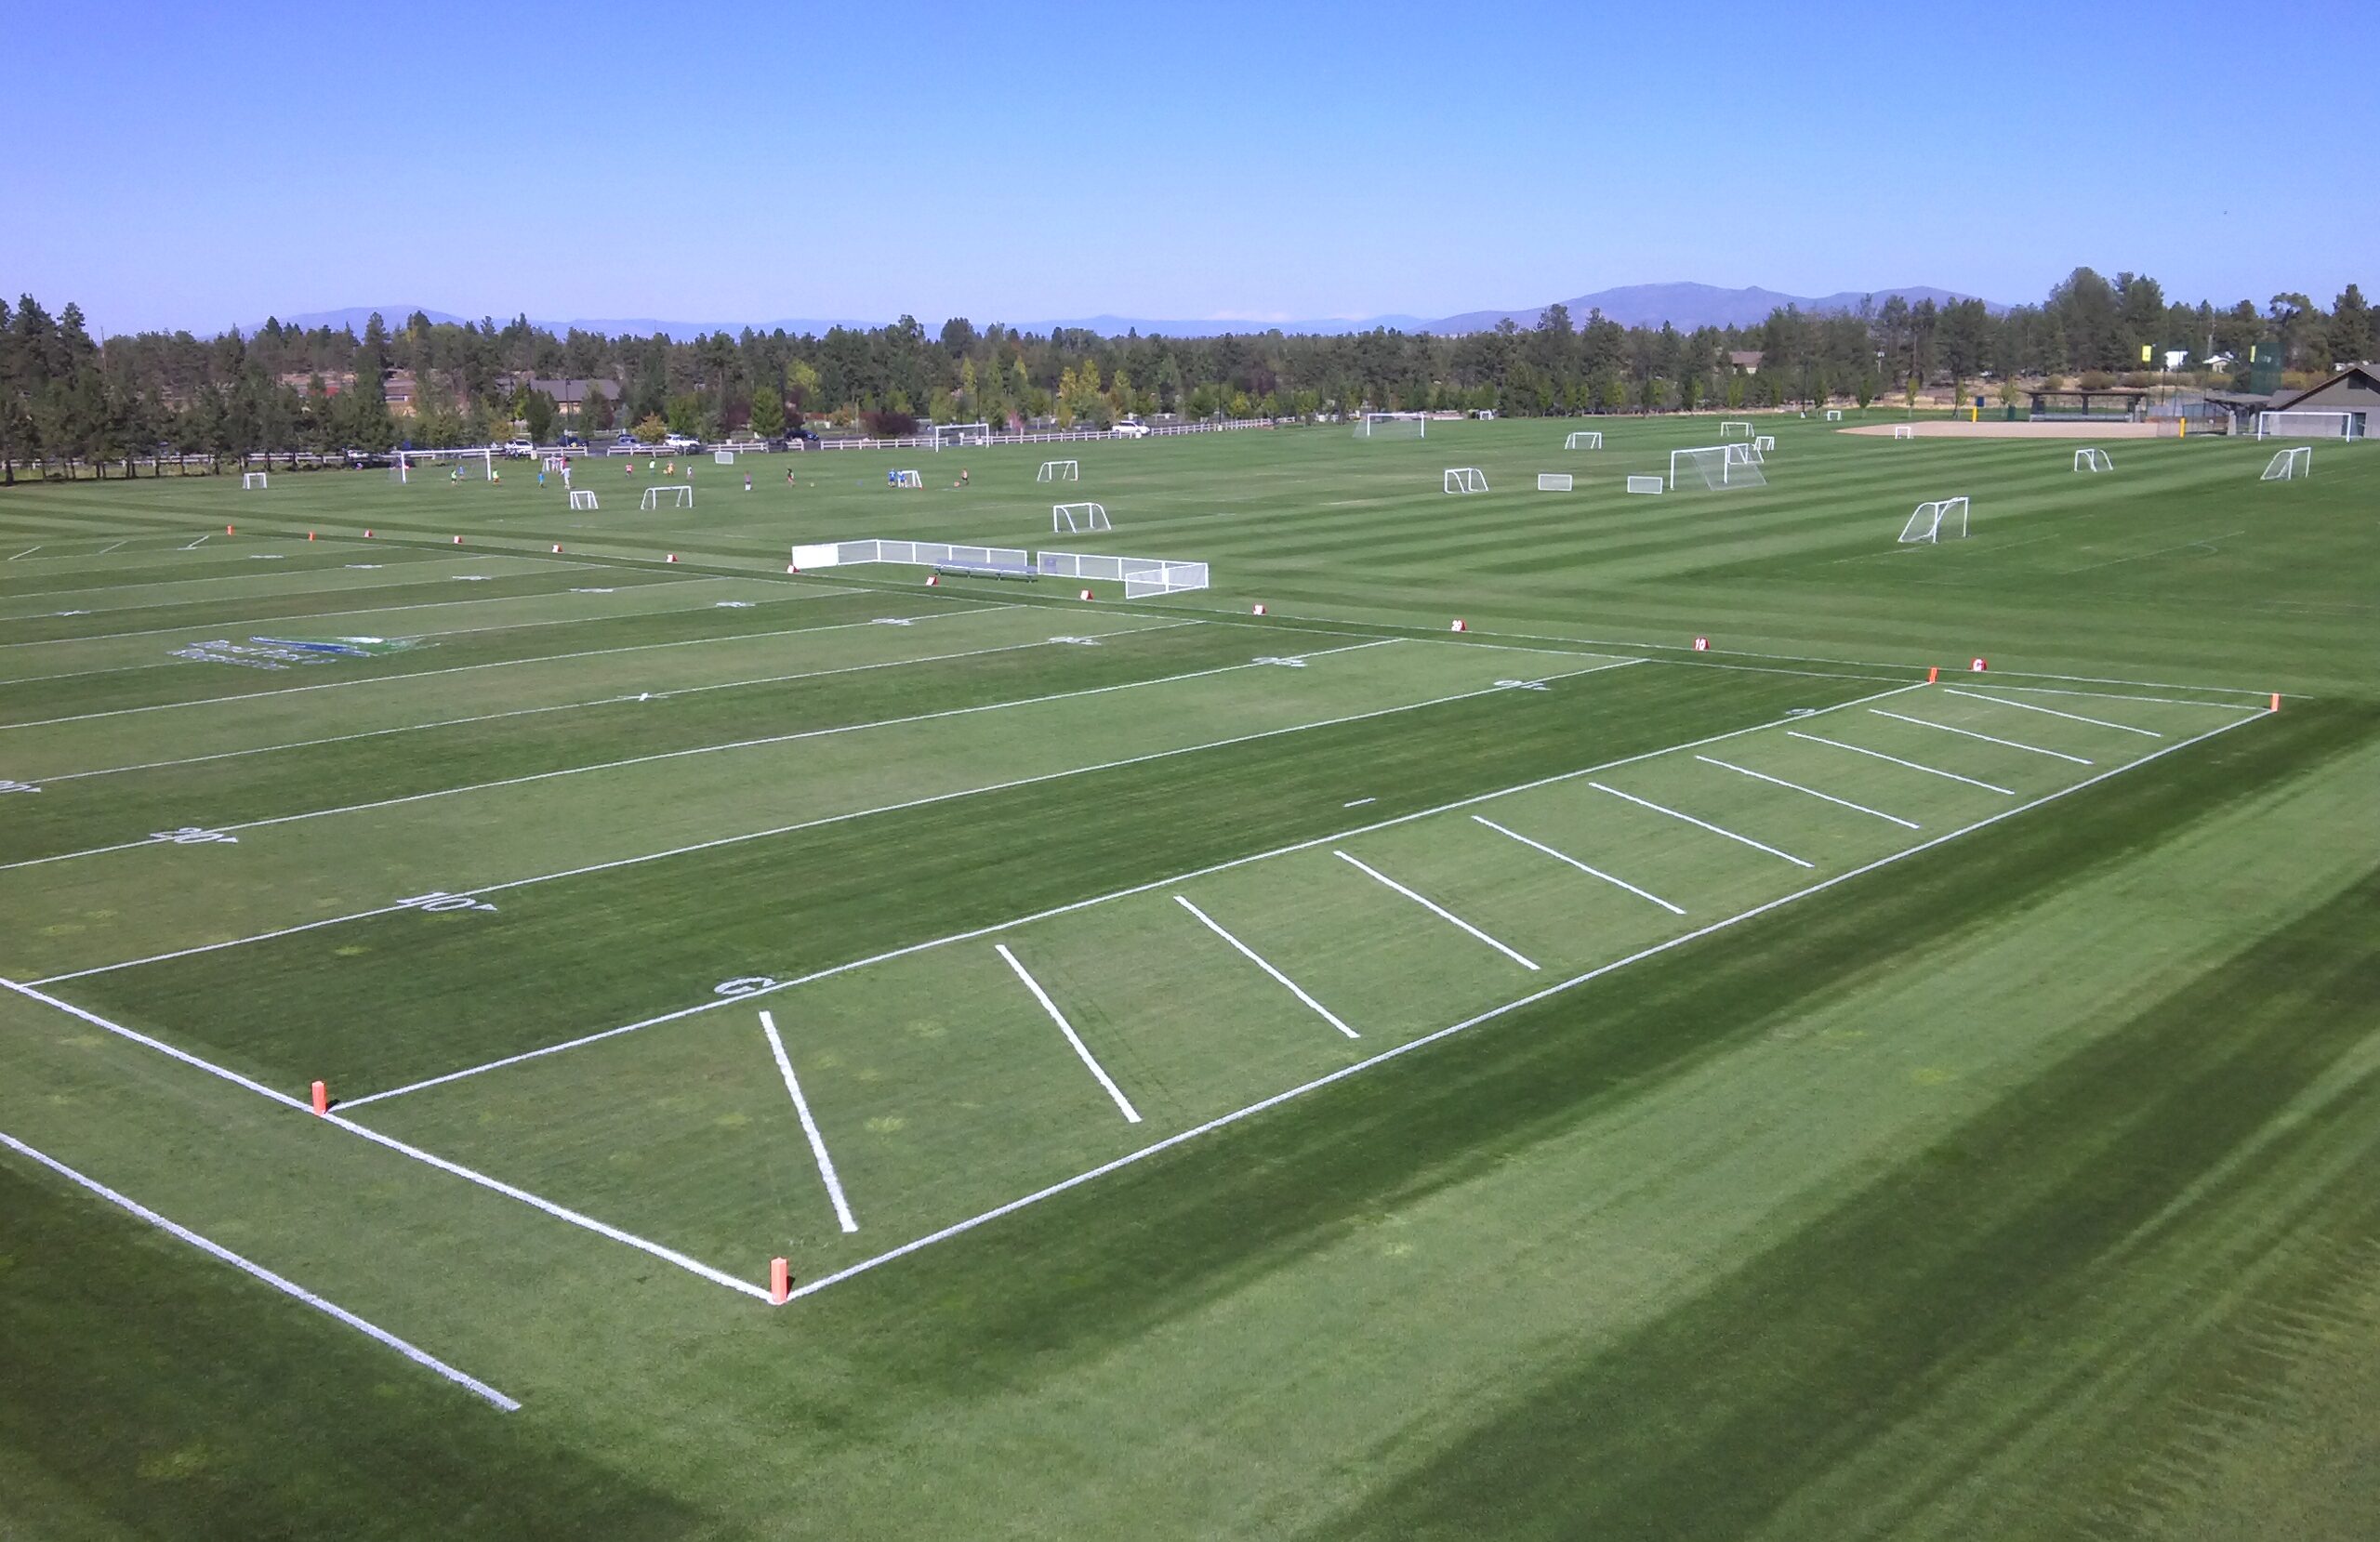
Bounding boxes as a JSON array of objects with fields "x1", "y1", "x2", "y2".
[
  {"x1": 1668, "y1": 445, "x2": 1766, "y2": 491},
  {"x1": 1893, "y1": 424, "x2": 1916, "y2": 440},
  {"x1": 543, "y1": 455, "x2": 568, "y2": 472},
  {"x1": 2073, "y1": 447, "x2": 2113, "y2": 472},
  {"x1": 2261, "y1": 446, "x2": 2311, "y2": 481},
  {"x1": 1356, "y1": 412, "x2": 1425, "y2": 439},
  {"x1": 639, "y1": 485, "x2": 694, "y2": 509},
  {"x1": 1444, "y1": 467, "x2": 1488, "y2": 494},
  {"x1": 932, "y1": 421, "x2": 991, "y2": 450},
  {"x1": 1898, "y1": 496, "x2": 1970, "y2": 544},
  {"x1": 1038, "y1": 548, "x2": 1210, "y2": 598},
  {"x1": 1037, "y1": 460, "x2": 1080, "y2": 482},
  {"x1": 240, "y1": 471, "x2": 267, "y2": 490},
  {"x1": 1625, "y1": 476, "x2": 1664, "y2": 494},
  {"x1": 1753, "y1": 435, "x2": 1776, "y2": 452},
  {"x1": 714, "y1": 449, "x2": 735, "y2": 465},
  {"x1": 1052, "y1": 501, "x2": 1112, "y2": 534},
  {"x1": 451, "y1": 449, "x2": 495, "y2": 479},
  {"x1": 2255, "y1": 410, "x2": 2358, "y2": 441},
  {"x1": 1718, "y1": 420, "x2": 1753, "y2": 439},
  {"x1": 568, "y1": 490, "x2": 598, "y2": 510},
  {"x1": 890, "y1": 469, "x2": 923, "y2": 488},
  {"x1": 1824, "y1": 409, "x2": 1844, "y2": 422},
  {"x1": 1564, "y1": 430, "x2": 1604, "y2": 450},
  {"x1": 1536, "y1": 473, "x2": 1574, "y2": 492}
]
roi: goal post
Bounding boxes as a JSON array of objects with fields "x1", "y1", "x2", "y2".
[
  {"x1": 2254, "y1": 410, "x2": 2358, "y2": 441},
  {"x1": 2261, "y1": 446, "x2": 2311, "y2": 481},
  {"x1": 240, "y1": 471, "x2": 268, "y2": 490},
  {"x1": 1356, "y1": 412, "x2": 1425, "y2": 439},
  {"x1": 1443, "y1": 467, "x2": 1488, "y2": 494},
  {"x1": 1051, "y1": 501, "x2": 1111, "y2": 534},
  {"x1": 1625, "y1": 475, "x2": 1664, "y2": 494},
  {"x1": 638, "y1": 484, "x2": 694, "y2": 509},
  {"x1": 1536, "y1": 473, "x2": 1573, "y2": 492},
  {"x1": 1668, "y1": 446, "x2": 1766, "y2": 491},
  {"x1": 1898, "y1": 496, "x2": 1970, "y2": 544},
  {"x1": 2073, "y1": 447, "x2": 2113, "y2": 472},
  {"x1": 1892, "y1": 424, "x2": 1915, "y2": 440},
  {"x1": 568, "y1": 490, "x2": 598, "y2": 510},
  {"x1": 1824, "y1": 408, "x2": 1844, "y2": 421},
  {"x1": 1718, "y1": 420, "x2": 1753, "y2": 438},
  {"x1": 1036, "y1": 460, "x2": 1080, "y2": 481},
  {"x1": 932, "y1": 421, "x2": 991, "y2": 450},
  {"x1": 889, "y1": 469, "x2": 923, "y2": 488},
  {"x1": 1564, "y1": 430, "x2": 1603, "y2": 449},
  {"x1": 713, "y1": 449, "x2": 735, "y2": 465}
]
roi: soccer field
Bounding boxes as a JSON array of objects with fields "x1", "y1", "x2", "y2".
[{"x1": 3, "y1": 416, "x2": 2377, "y2": 1538}]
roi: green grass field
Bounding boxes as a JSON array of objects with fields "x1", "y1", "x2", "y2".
[{"x1": 2, "y1": 415, "x2": 2376, "y2": 1539}]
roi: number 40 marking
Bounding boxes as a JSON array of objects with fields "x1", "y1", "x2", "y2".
[{"x1": 401, "y1": 890, "x2": 497, "y2": 914}]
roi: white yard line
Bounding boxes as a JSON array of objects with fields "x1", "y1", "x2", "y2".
[
  {"x1": 7, "y1": 547, "x2": 38, "y2": 560},
  {"x1": 759, "y1": 1010, "x2": 858, "y2": 1232},
  {"x1": 345, "y1": 676, "x2": 1919, "y2": 1110},
  {"x1": 181, "y1": 536, "x2": 210, "y2": 549},
  {"x1": 1870, "y1": 708, "x2": 2094, "y2": 765},
  {"x1": 1, "y1": 635, "x2": 1382, "y2": 874},
  {"x1": 1173, "y1": 896, "x2": 1358, "y2": 1038},
  {"x1": 1469, "y1": 815, "x2": 1684, "y2": 915},
  {"x1": 1693, "y1": 755, "x2": 1920, "y2": 830},
  {"x1": 776, "y1": 708, "x2": 2268, "y2": 1304},
  {"x1": 1334, "y1": 851, "x2": 1540, "y2": 970},
  {"x1": 1589, "y1": 784, "x2": 1815, "y2": 868},
  {"x1": 996, "y1": 944, "x2": 1141, "y2": 1122},
  {"x1": 1942, "y1": 687, "x2": 2162, "y2": 737},
  {"x1": 1786, "y1": 731, "x2": 2016, "y2": 795},
  {"x1": 0, "y1": 1128, "x2": 520, "y2": 1412}
]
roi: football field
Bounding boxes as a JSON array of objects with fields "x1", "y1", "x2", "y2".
[{"x1": 2, "y1": 415, "x2": 2376, "y2": 1539}]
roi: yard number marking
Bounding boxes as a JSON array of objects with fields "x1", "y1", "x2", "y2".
[
  {"x1": 151, "y1": 826, "x2": 237, "y2": 844},
  {"x1": 400, "y1": 890, "x2": 497, "y2": 914}
]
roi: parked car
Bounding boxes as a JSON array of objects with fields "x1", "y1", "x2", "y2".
[
  {"x1": 1113, "y1": 419, "x2": 1151, "y2": 439},
  {"x1": 501, "y1": 438, "x2": 535, "y2": 458},
  {"x1": 662, "y1": 433, "x2": 702, "y2": 453}
]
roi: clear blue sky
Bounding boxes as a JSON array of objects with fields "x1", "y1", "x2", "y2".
[{"x1": 6, "y1": 0, "x2": 2370, "y2": 335}]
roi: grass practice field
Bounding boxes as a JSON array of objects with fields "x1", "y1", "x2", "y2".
[{"x1": 1, "y1": 415, "x2": 2375, "y2": 1539}]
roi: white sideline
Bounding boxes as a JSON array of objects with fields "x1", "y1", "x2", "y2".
[
  {"x1": 1787, "y1": 731, "x2": 2016, "y2": 795},
  {"x1": 1693, "y1": 755, "x2": 1920, "y2": 830},
  {"x1": 1469, "y1": 816, "x2": 1684, "y2": 915},
  {"x1": 5, "y1": 633, "x2": 1377, "y2": 874},
  {"x1": 1174, "y1": 896, "x2": 1358, "y2": 1038},
  {"x1": 343, "y1": 675, "x2": 1919, "y2": 1110},
  {"x1": 0, "y1": 976, "x2": 306, "y2": 1109},
  {"x1": 776, "y1": 707, "x2": 2268, "y2": 1305},
  {"x1": 40, "y1": 618, "x2": 1193, "y2": 785},
  {"x1": 0, "y1": 601, "x2": 1012, "y2": 733},
  {"x1": 1335, "y1": 851, "x2": 1539, "y2": 970},
  {"x1": 1870, "y1": 709, "x2": 2093, "y2": 765},
  {"x1": 45, "y1": 652, "x2": 1636, "y2": 988},
  {"x1": 1942, "y1": 687, "x2": 2162, "y2": 738},
  {"x1": 759, "y1": 1010, "x2": 857, "y2": 1232},
  {"x1": 1589, "y1": 783, "x2": 1814, "y2": 868},
  {"x1": 997, "y1": 944, "x2": 1141, "y2": 1123},
  {"x1": 0, "y1": 554, "x2": 562, "y2": 622},
  {"x1": 0, "y1": 1128, "x2": 520, "y2": 1412}
]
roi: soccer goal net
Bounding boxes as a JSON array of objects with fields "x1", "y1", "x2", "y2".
[
  {"x1": 1824, "y1": 409, "x2": 1844, "y2": 422},
  {"x1": 713, "y1": 449, "x2": 735, "y2": 465},
  {"x1": 1444, "y1": 467, "x2": 1488, "y2": 494},
  {"x1": 1718, "y1": 420, "x2": 1753, "y2": 439},
  {"x1": 1668, "y1": 445, "x2": 1766, "y2": 491},
  {"x1": 1052, "y1": 501, "x2": 1111, "y2": 534},
  {"x1": 933, "y1": 421, "x2": 991, "y2": 450},
  {"x1": 1356, "y1": 413, "x2": 1425, "y2": 439},
  {"x1": 241, "y1": 471, "x2": 268, "y2": 490},
  {"x1": 1037, "y1": 460, "x2": 1080, "y2": 481},
  {"x1": 453, "y1": 450, "x2": 494, "y2": 479},
  {"x1": 1625, "y1": 475, "x2": 1664, "y2": 494},
  {"x1": 1898, "y1": 496, "x2": 1970, "y2": 544},
  {"x1": 1892, "y1": 424, "x2": 1915, "y2": 440},
  {"x1": 1564, "y1": 430, "x2": 1604, "y2": 450},
  {"x1": 568, "y1": 490, "x2": 599, "y2": 510},
  {"x1": 890, "y1": 469, "x2": 923, "y2": 488},
  {"x1": 2073, "y1": 447, "x2": 2113, "y2": 472},
  {"x1": 639, "y1": 485, "x2": 694, "y2": 509},
  {"x1": 1536, "y1": 473, "x2": 1573, "y2": 492},
  {"x1": 2261, "y1": 446, "x2": 2311, "y2": 481},
  {"x1": 543, "y1": 455, "x2": 569, "y2": 472},
  {"x1": 2254, "y1": 411, "x2": 2358, "y2": 441},
  {"x1": 1038, "y1": 549, "x2": 1210, "y2": 598},
  {"x1": 1753, "y1": 435, "x2": 1776, "y2": 452}
]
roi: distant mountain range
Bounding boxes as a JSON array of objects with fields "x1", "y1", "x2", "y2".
[{"x1": 245, "y1": 283, "x2": 2003, "y2": 343}]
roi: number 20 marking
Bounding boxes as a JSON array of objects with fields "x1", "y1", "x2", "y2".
[{"x1": 401, "y1": 890, "x2": 497, "y2": 915}]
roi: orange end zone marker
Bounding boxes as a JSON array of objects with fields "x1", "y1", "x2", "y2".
[
  {"x1": 770, "y1": 1257, "x2": 790, "y2": 1305},
  {"x1": 307, "y1": 531, "x2": 315, "y2": 540},
  {"x1": 226, "y1": 524, "x2": 234, "y2": 535},
  {"x1": 311, "y1": 1080, "x2": 328, "y2": 1116},
  {"x1": 2270, "y1": 692, "x2": 2281, "y2": 712},
  {"x1": 1926, "y1": 666, "x2": 1939, "y2": 683}
]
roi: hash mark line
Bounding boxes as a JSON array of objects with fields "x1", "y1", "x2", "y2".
[
  {"x1": 1469, "y1": 816, "x2": 1685, "y2": 915},
  {"x1": 1334, "y1": 851, "x2": 1540, "y2": 970},
  {"x1": 1174, "y1": 896, "x2": 1359, "y2": 1038},
  {"x1": 776, "y1": 706, "x2": 2269, "y2": 1305},
  {"x1": 1787, "y1": 731, "x2": 2016, "y2": 795},
  {"x1": 1343, "y1": 797, "x2": 1375, "y2": 808},
  {"x1": 996, "y1": 944, "x2": 1141, "y2": 1122},
  {"x1": 1942, "y1": 687, "x2": 2162, "y2": 737},
  {"x1": 1588, "y1": 784, "x2": 1815, "y2": 868},
  {"x1": 7, "y1": 547, "x2": 37, "y2": 560},
  {"x1": 1870, "y1": 709, "x2": 2093, "y2": 765},
  {"x1": 759, "y1": 1010, "x2": 858, "y2": 1232},
  {"x1": 0, "y1": 1128, "x2": 520, "y2": 1411},
  {"x1": 98, "y1": 540, "x2": 126, "y2": 555},
  {"x1": 344, "y1": 679, "x2": 1927, "y2": 1108},
  {"x1": 1693, "y1": 755, "x2": 1920, "y2": 829},
  {"x1": 182, "y1": 536, "x2": 210, "y2": 548}
]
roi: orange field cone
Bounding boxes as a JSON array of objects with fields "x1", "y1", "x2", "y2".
[
  {"x1": 2270, "y1": 692, "x2": 2281, "y2": 711},
  {"x1": 1926, "y1": 666, "x2": 1939, "y2": 683},
  {"x1": 770, "y1": 1257, "x2": 790, "y2": 1305},
  {"x1": 311, "y1": 1081, "x2": 329, "y2": 1116}
]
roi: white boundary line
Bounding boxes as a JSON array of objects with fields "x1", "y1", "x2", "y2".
[
  {"x1": 1469, "y1": 815, "x2": 1684, "y2": 915},
  {"x1": 1942, "y1": 687, "x2": 2162, "y2": 737},
  {"x1": 759, "y1": 1010, "x2": 858, "y2": 1232},
  {"x1": 1334, "y1": 851, "x2": 1540, "y2": 970},
  {"x1": 1173, "y1": 896, "x2": 1358, "y2": 1038},
  {"x1": 1693, "y1": 754, "x2": 1920, "y2": 830},
  {"x1": 1786, "y1": 731, "x2": 2016, "y2": 795},
  {"x1": 0, "y1": 553, "x2": 568, "y2": 621},
  {"x1": 996, "y1": 944, "x2": 1141, "y2": 1123},
  {"x1": 1589, "y1": 783, "x2": 1814, "y2": 868},
  {"x1": 1870, "y1": 708, "x2": 2093, "y2": 765},
  {"x1": 0, "y1": 976, "x2": 306, "y2": 1108},
  {"x1": 776, "y1": 707, "x2": 2268, "y2": 1303},
  {"x1": 0, "y1": 1128, "x2": 521, "y2": 1411},
  {"x1": 343, "y1": 675, "x2": 1918, "y2": 1109}
]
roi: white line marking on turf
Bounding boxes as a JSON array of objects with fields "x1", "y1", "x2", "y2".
[
  {"x1": 98, "y1": 540, "x2": 126, "y2": 554},
  {"x1": 1692, "y1": 755, "x2": 1920, "y2": 829},
  {"x1": 347, "y1": 678, "x2": 1921, "y2": 1109},
  {"x1": 759, "y1": 1010, "x2": 858, "y2": 1232},
  {"x1": 7, "y1": 547, "x2": 38, "y2": 560},
  {"x1": 1174, "y1": 896, "x2": 1358, "y2": 1038},
  {"x1": 1588, "y1": 784, "x2": 1815, "y2": 868},
  {"x1": 182, "y1": 536, "x2": 210, "y2": 548},
  {"x1": 1942, "y1": 687, "x2": 2162, "y2": 737},
  {"x1": 1469, "y1": 816, "x2": 1684, "y2": 915},
  {"x1": 1343, "y1": 797, "x2": 1376, "y2": 808},
  {"x1": 1870, "y1": 709, "x2": 2093, "y2": 765},
  {"x1": 1334, "y1": 851, "x2": 1540, "y2": 969},
  {"x1": 0, "y1": 976, "x2": 308, "y2": 1109},
  {"x1": 1787, "y1": 732, "x2": 2016, "y2": 795},
  {"x1": 774, "y1": 707, "x2": 2268, "y2": 1304},
  {"x1": 996, "y1": 944, "x2": 1141, "y2": 1122},
  {"x1": 0, "y1": 1128, "x2": 520, "y2": 1411}
]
